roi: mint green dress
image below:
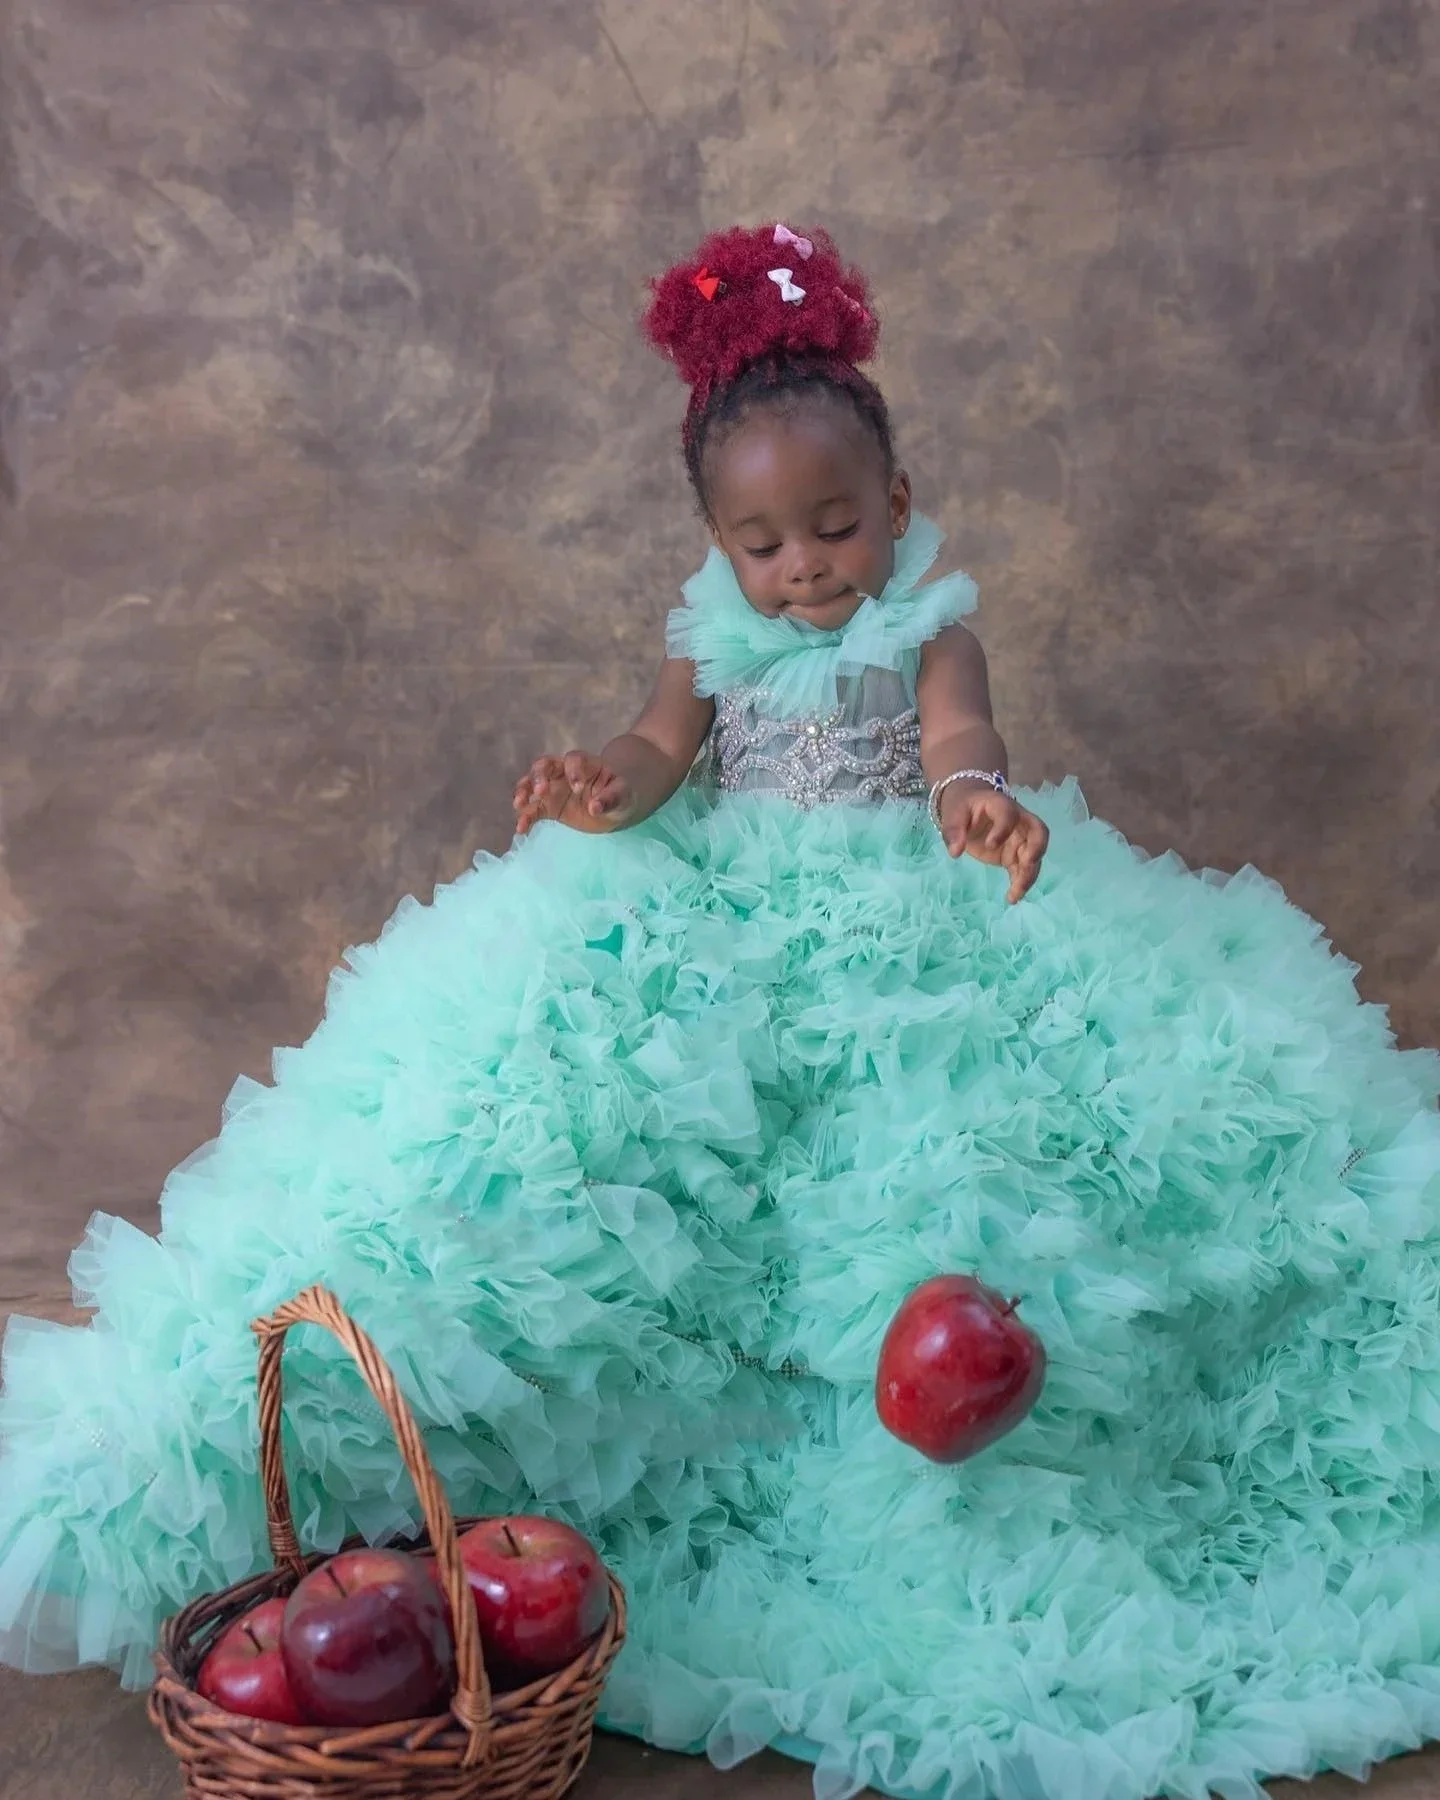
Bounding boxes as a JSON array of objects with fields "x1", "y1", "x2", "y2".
[{"x1": 4, "y1": 518, "x2": 1440, "y2": 1800}]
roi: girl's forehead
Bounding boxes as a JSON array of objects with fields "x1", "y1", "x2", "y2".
[{"x1": 705, "y1": 400, "x2": 882, "y2": 496}]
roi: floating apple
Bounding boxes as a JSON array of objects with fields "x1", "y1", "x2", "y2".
[
  {"x1": 280, "y1": 1547, "x2": 455, "y2": 1726},
  {"x1": 197, "y1": 1595, "x2": 309, "y2": 1724},
  {"x1": 876, "y1": 1274, "x2": 1046, "y2": 1463},
  {"x1": 451, "y1": 1516, "x2": 609, "y2": 1684}
]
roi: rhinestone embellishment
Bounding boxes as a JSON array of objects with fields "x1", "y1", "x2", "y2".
[{"x1": 702, "y1": 680, "x2": 927, "y2": 809}]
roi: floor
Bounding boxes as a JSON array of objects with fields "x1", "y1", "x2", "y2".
[
  {"x1": 3, "y1": 1663, "x2": 1440, "y2": 1800},
  {"x1": 0, "y1": 1665, "x2": 811, "y2": 1799}
]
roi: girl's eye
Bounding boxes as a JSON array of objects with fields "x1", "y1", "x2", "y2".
[
  {"x1": 819, "y1": 523, "x2": 860, "y2": 542},
  {"x1": 744, "y1": 544, "x2": 781, "y2": 559}
]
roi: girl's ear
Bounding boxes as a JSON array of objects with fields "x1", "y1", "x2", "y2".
[{"x1": 889, "y1": 468, "x2": 913, "y2": 539}]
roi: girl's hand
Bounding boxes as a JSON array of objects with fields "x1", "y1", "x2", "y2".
[
  {"x1": 939, "y1": 783, "x2": 1049, "y2": 903},
  {"x1": 513, "y1": 752, "x2": 635, "y2": 836}
]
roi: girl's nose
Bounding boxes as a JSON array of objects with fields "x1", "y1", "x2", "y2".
[{"x1": 782, "y1": 540, "x2": 829, "y2": 589}]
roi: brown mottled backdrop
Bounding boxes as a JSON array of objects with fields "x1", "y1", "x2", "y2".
[{"x1": 1, "y1": 0, "x2": 1437, "y2": 1328}]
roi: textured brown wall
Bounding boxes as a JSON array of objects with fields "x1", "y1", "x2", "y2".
[{"x1": 2, "y1": 0, "x2": 1437, "y2": 1327}]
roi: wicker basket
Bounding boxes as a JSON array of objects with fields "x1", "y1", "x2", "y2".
[{"x1": 148, "y1": 1284, "x2": 627, "y2": 1799}]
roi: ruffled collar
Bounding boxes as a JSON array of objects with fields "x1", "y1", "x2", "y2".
[{"x1": 666, "y1": 513, "x2": 977, "y2": 719}]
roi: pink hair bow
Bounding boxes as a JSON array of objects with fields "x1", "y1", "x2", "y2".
[{"x1": 773, "y1": 223, "x2": 814, "y2": 259}]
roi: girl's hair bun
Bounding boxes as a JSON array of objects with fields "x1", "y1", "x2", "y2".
[{"x1": 642, "y1": 222, "x2": 878, "y2": 403}]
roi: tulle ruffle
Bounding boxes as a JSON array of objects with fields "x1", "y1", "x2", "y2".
[
  {"x1": 666, "y1": 513, "x2": 978, "y2": 717},
  {"x1": 3, "y1": 782, "x2": 1440, "y2": 1800}
]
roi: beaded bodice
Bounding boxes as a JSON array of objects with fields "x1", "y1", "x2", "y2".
[{"x1": 695, "y1": 667, "x2": 927, "y2": 808}]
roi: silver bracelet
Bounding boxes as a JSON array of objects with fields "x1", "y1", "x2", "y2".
[{"x1": 928, "y1": 768, "x2": 1011, "y2": 832}]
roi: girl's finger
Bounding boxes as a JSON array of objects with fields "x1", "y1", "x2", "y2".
[
  {"x1": 563, "y1": 750, "x2": 601, "y2": 789},
  {"x1": 536, "y1": 755, "x2": 572, "y2": 799},
  {"x1": 962, "y1": 808, "x2": 1007, "y2": 866},
  {"x1": 945, "y1": 800, "x2": 974, "y2": 854},
  {"x1": 1009, "y1": 835, "x2": 1044, "y2": 902},
  {"x1": 984, "y1": 802, "x2": 1011, "y2": 851},
  {"x1": 996, "y1": 832, "x2": 1021, "y2": 897}
]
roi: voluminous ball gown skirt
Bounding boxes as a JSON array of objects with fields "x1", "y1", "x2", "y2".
[{"x1": 4, "y1": 782, "x2": 1440, "y2": 1800}]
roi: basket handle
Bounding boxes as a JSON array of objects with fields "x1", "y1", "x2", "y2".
[{"x1": 252, "y1": 1284, "x2": 492, "y2": 1767}]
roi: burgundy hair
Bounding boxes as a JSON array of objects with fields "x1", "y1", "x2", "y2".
[{"x1": 641, "y1": 222, "x2": 894, "y2": 511}]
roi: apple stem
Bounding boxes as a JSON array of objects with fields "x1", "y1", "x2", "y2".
[
  {"x1": 323, "y1": 1563, "x2": 347, "y2": 1598},
  {"x1": 501, "y1": 1524, "x2": 520, "y2": 1558},
  {"x1": 1001, "y1": 1297, "x2": 1021, "y2": 1316},
  {"x1": 242, "y1": 1624, "x2": 262, "y2": 1653}
]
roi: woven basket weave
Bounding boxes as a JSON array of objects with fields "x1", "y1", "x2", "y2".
[{"x1": 148, "y1": 1284, "x2": 626, "y2": 1798}]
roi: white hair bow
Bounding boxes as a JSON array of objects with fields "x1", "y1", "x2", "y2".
[{"x1": 767, "y1": 267, "x2": 806, "y2": 304}]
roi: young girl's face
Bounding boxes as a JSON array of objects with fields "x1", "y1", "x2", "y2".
[{"x1": 704, "y1": 401, "x2": 911, "y2": 630}]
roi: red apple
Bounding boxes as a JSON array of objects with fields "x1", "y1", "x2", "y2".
[
  {"x1": 280, "y1": 1547, "x2": 455, "y2": 1726},
  {"x1": 197, "y1": 1595, "x2": 309, "y2": 1724},
  {"x1": 450, "y1": 1516, "x2": 609, "y2": 1684},
  {"x1": 875, "y1": 1274, "x2": 1046, "y2": 1463}
]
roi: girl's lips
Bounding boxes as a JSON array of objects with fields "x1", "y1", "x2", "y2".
[{"x1": 786, "y1": 588, "x2": 853, "y2": 612}]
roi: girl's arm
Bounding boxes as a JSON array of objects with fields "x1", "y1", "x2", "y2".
[
  {"x1": 514, "y1": 657, "x2": 715, "y2": 835},
  {"x1": 916, "y1": 624, "x2": 1049, "y2": 903},
  {"x1": 915, "y1": 623, "x2": 1009, "y2": 788}
]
